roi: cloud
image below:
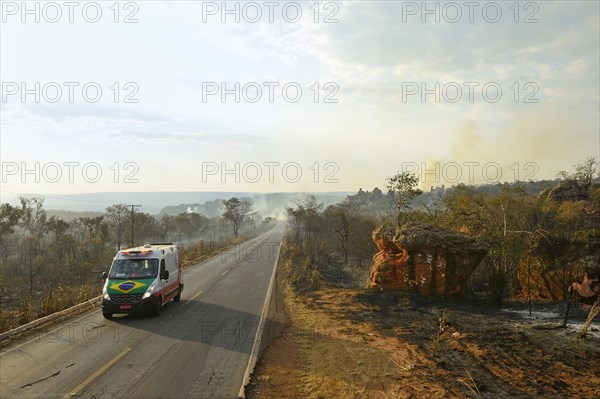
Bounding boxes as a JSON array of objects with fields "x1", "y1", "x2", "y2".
[
  {"x1": 1, "y1": 1, "x2": 598, "y2": 194},
  {"x1": 22, "y1": 103, "x2": 175, "y2": 124},
  {"x1": 112, "y1": 130, "x2": 265, "y2": 147}
]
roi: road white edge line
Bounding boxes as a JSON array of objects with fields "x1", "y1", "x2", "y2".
[{"x1": 237, "y1": 238, "x2": 282, "y2": 398}]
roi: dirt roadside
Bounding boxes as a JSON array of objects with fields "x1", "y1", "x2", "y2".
[{"x1": 247, "y1": 281, "x2": 600, "y2": 399}]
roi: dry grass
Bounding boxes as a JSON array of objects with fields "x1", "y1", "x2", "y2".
[
  {"x1": 0, "y1": 283, "x2": 99, "y2": 333},
  {"x1": 457, "y1": 368, "x2": 482, "y2": 399},
  {"x1": 579, "y1": 297, "x2": 600, "y2": 339},
  {"x1": 284, "y1": 286, "x2": 405, "y2": 399},
  {"x1": 575, "y1": 297, "x2": 600, "y2": 364}
]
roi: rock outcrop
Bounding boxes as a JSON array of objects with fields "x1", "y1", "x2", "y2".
[
  {"x1": 369, "y1": 223, "x2": 489, "y2": 296},
  {"x1": 546, "y1": 180, "x2": 588, "y2": 201},
  {"x1": 571, "y1": 270, "x2": 600, "y2": 305}
]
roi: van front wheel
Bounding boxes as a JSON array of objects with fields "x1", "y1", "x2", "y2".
[
  {"x1": 153, "y1": 297, "x2": 162, "y2": 316},
  {"x1": 102, "y1": 311, "x2": 113, "y2": 319}
]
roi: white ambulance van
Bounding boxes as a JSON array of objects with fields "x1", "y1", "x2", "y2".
[{"x1": 101, "y1": 243, "x2": 183, "y2": 318}]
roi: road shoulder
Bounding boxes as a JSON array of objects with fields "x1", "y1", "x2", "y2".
[{"x1": 246, "y1": 262, "x2": 302, "y2": 399}]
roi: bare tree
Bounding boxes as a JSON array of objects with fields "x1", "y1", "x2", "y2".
[
  {"x1": 324, "y1": 202, "x2": 361, "y2": 266},
  {"x1": 105, "y1": 204, "x2": 130, "y2": 250},
  {"x1": 287, "y1": 195, "x2": 324, "y2": 241},
  {"x1": 286, "y1": 206, "x2": 303, "y2": 241},
  {"x1": 19, "y1": 197, "x2": 47, "y2": 239},
  {"x1": 556, "y1": 156, "x2": 598, "y2": 189},
  {"x1": 574, "y1": 156, "x2": 598, "y2": 188},
  {"x1": 222, "y1": 197, "x2": 253, "y2": 237},
  {"x1": 386, "y1": 172, "x2": 422, "y2": 226}
]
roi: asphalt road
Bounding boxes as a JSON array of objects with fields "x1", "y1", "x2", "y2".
[{"x1": 0, "y1": 223, "x2": 285, "y2": 399}]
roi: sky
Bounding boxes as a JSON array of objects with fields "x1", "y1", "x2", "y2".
[{"x1": 1, "y1": 0, "x2": 599, "y2": 205}]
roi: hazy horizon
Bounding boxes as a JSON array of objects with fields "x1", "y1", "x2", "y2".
[{"x1": 2, "y1": 190, "x2": 354, "y2": 214}]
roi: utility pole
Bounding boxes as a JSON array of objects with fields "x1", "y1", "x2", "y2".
[{"x1": 125, "y1": 204, "x2": 141, "y2": 247}]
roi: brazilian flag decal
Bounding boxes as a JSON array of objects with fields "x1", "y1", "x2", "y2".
[{"x1": 108, "y1": 279, "x2": 153, "y2": 294}]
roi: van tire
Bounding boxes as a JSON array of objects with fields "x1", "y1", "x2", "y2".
[
  {"x1": 173, "y1": 285, "x2": 182, "y2": 302},
  {"x1": 153, "y1": 297, "x2": 162, "y2": 316},
  {"x1": 102, "y1": 312, "x2": 113, "y2": 319}
]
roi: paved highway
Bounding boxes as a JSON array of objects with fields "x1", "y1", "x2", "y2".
[{"x1": 0, "y1": 223, "x2": 284, "y2": 399}]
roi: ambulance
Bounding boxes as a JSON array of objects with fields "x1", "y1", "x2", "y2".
[{"x1": 101, "y1": 243, "x2": 183, "y2": 318}]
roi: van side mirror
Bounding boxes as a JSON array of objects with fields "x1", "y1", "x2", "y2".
[
  {"x1": 160, "y1": 270, "x2": 169, "y2": 280},
  {"x1": 102, "y1": 271, "x2": 108, "y2": 281}
]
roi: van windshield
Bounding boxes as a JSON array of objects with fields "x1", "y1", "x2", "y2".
[{"x1": 109, "y1": 259, "x2": 158, "y2": 279}]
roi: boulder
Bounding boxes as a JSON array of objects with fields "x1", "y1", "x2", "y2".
[{"x1": 369, "y1": 223, "x2": 489, "y2": 296}]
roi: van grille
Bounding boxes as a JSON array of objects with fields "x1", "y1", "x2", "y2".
[{"x1": 111, "y1": 294, "x2": 143, "y2": 304}]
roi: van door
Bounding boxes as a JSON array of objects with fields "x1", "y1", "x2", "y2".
[
  {"x1": 159, "y1": 258, "x2": 170, "y2": 295},
  {"x1": 166, "y1": 252, "x2": 178, "y2": 280}
]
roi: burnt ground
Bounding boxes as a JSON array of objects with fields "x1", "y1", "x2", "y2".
[{"x1": 247, "y1": 288, "x2": 600, "y2": 399}]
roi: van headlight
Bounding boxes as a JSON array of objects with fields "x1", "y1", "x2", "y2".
[
  {"x1": 142, "y1": 284, "x2": 155, "y2": 299},
  {"x1": 102, "y1": 286, "x2": 110, "y2": 300}
]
